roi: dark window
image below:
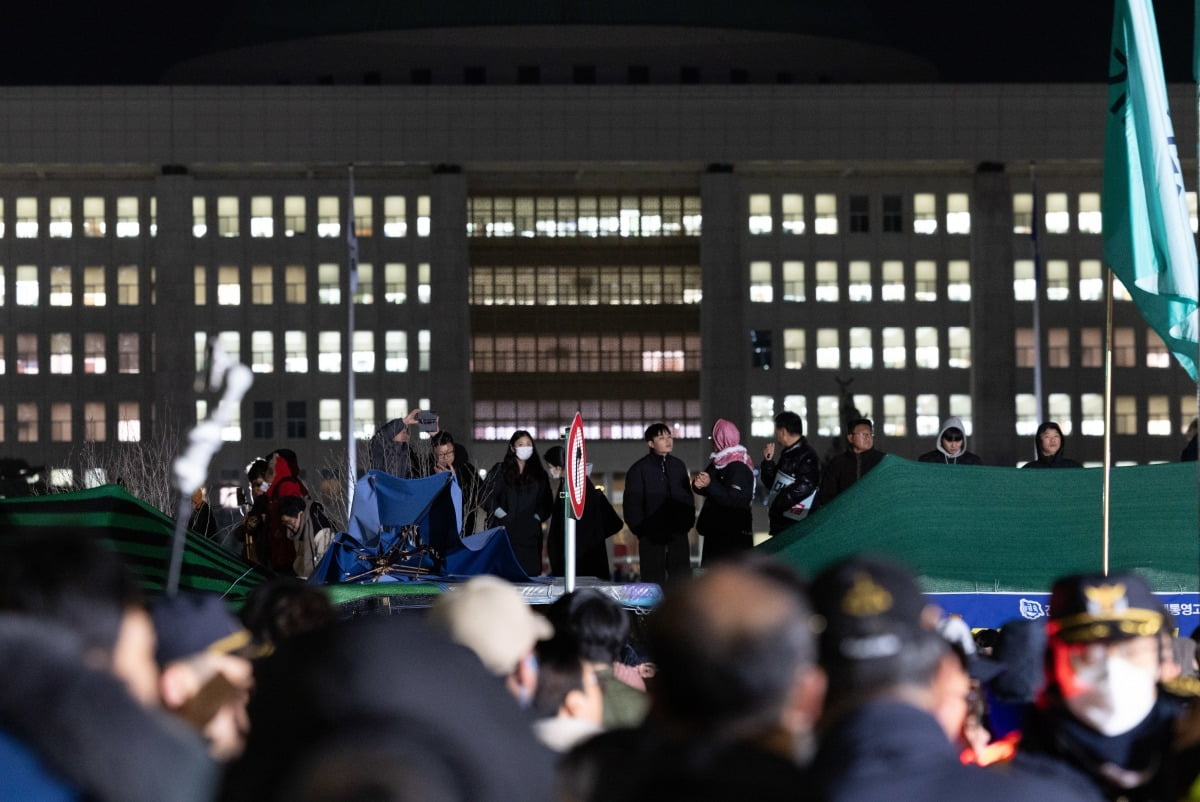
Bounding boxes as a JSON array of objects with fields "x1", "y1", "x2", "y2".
[
  {"x1": 317, "y1": 74, "x2": 334, "y2": 85},
  {"x1": 517, "y1": 65, "x2": 540, "y2": 84},
  {"x1": 464, "y1": 66, "x2": 486, "y2": 85},
  {"x1": 883, "y1": 194, "x2": 903, "y2": 232},
  {"x1": 253, "y1": 401, "x2": 274, "y2": 440},
  {"x1": 680, "y1": 66, "x2": 700, "y2": 84},
  {"x1": 849, "y1": 195, "x2": 870, "y2": 233},
  {"x1": 730, "y1": 69, "x2": 749, "y2": 84},
  {"x1": 751, "y1": 329, "x2": 773, "y2": 370},
  {"x1": 362, "y1": 71, "x2": 381, "y2": 85},
  {"x1": 286, "y1": 401, "x2": 307, "y2": 439},
  {"x1": 411, "y1": 68, "x2": 432, "y2": 85},
  {"x1": 627, "y1": 65, "x2": 650, "y2": 84},
  {"x1": 776, "y1": 71, "x2": 795, "y2": 84},
  {"x1": 573, "y1": 65, "x2": 596, "y2": 84}
]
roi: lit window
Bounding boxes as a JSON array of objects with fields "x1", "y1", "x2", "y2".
[
  {"x1": 1048, "y1": 395, "x2": 1073, "y2": 435},
  {"x1": 353, "y1": 399, "x2": 376, "y2": 440},
  {"x1": 250, "y1": 196, "x2": 273, "y2": 237},
  {"x1": 882, "y1": 327, "x2": 906, "y2": 369},
  {"x1": 1189, "y1": 192, "x2": 1199, "y2": 234},
  {"x1": 849, "y1": 327, "x2": 873, "y2": 369},
  {"x1": 318, "y1": 264, "x2": 341, "y2": 304},
  {"x1": 947, "y1": 327, "x2": 971, "y2": 368},
  {"x1": 417, "y1": 195, "x2": 431, "y2": 237},
  {"x1": 782, "y1": 395, "x2": 807, "y2": 428},
  {"x1": 193, "y1": 266, "x2": 207, "y2": 305},
  {"x1": 352, "y1": 331, "x2": 375, "y2": 372},
  {"x1": 881, "y1": 261, "x2": 905, "y2": 301},
  {"x1": 319, "y1": 399, "x2": 342, "y2": 440},
  {"x1": 1081, "y1": 327, "x2": 1102, "y2": 367},
  {"x1": 49, "y1": 333, "x2": 72, "y2": 374},
  {"x1": 117, "y1": 333, "x2": 139, "y2": 374},
  {"x1": 318, "y1": 332, "x2": 341, "y2": 372},
  {"x1": 251, "y1": 331, "x2": 273, "y2": 373},
  {"x1": 50, "y1": 403, "x2": 71, "y2": 442},
  {"x1": 913, "y1": 193, "x2": 937, "y2": 234},
  {"x1": 748, "y1": 194, "x2": 772, "y2": 235},
  {"x1": 1113, "y1": 327, "x2": 1135, "y2": 367},
  {"x1": 1048, "y1": 328, "x2": 1070, "y2": 368},
  {"x1": 1115, "y1": 396, "x2": 1137, "y2": 435},
  {"x1": 384, "y1": 196, "x2": 407, "y2": 237},
  {"x1": 750, "y1": 395, "x2": 775, "y2": 438},
  {"x1": 284, "y1": 331, "x2": 308, "y2": 373},
  {"x1": 15, "y1": 197, "x2": 37, "y2": 238},
  {"x1": 0, "y1": 337, "x2": 4, "y2": 373},
  {"x1": 385, "y1": 263, "x2": 406, "y2": 303},
  {"x1": 116, "y1": 197, "x2": 139, "y2": 237},
  {"x1": 1013, "y1": 192, "x2": 1033, "y2": 234},
  {"x1": 251, "y1": 265, "x2": 272, "y2": 304},
  {"x1": 354, "y1": 196, "x2": 373, "y2": 237},
  {"x1": 916, "y1": 394, "x2": 939, "y2": 437},
  {"x1": 284, "y1": 196, "x2": 306, "y2": 236},
  {"x1": 84, "y1": 333, "x2": 106, "y2": 374},
  {"x1": 949, "y1": 395, "x2": 973, "y2": 435},
  {"x1": 1183, "y1": 397, "x2": 1195, "y2": 435},
  {"x1": 1113, "y1": 276, "x2": 1132, "y2": 301},
  {"x1": 49, "y1": 266, "x2": 71, "y2": 306},
  {"x1": 417, "y1": 263, "x2": 431, "y2": 303},
  {"x1": 781, "y1": 194, "x2": 804, "y2": 234},
  {"x1": 816, "y1": 329, "x2": 840, "y2": 369},
  {"x1": 1146, "y1": 328, "x2": 1169, "y2": 368},
  {"x1": 418, "y1": 329, "x2": 431, "y2": 371},
  {"x1": 192, "y1": 197, "x2": 207, "y2": 237},
  {"x1": 945, "y1": 193, "x2": 970, "y2": 234},
  {"x1": 217, "y1": 266, "x2": 241, "y2": 305},
  {"x1": 117, "y1": 265, "x2": 138, "y2": 305},
  {"x1": 1015, "y1": 394, "x2": 1038, "y2": 436},
  {"x1": 914, "y1": 260, "x2": 937, "y2": 301},
  {"x1": 1078, "y1": 192, "x2": 1101, "y2": 234},
  {"x1": 1013, "y1": 260, "x2": 1035, "y2": 301},
  {"x1": 385, "y1": 331, "x2": 408, "y2": 371},
  {"x1": 48, "y1": 197, "x2": 71, "y2": 238},
  {"x1": 947, "y1": 260, "x2": 970, "y2": 301},
  {"x1": 683, "y1": 196, "x2": 702, "y2": 236},
  {"x1": 814, "y1": 194, "x2": 837, "y2": 235},
  {"x1": 1046, "y1": 260, "x2": 1069, "y2": 301},
  {"x1": 15, "y1": 265, "x2": 38, "y2": 306},
  {"x1": 284, "y1": 265, "x2": 306, "y2": 303},
  {"x1": 1079, "y1": 260, "x2": 1104, "y2": 301},
  {"x1": 217, "y1": 196, "x2": 239, "y2": 237},
  {"x1": 848, "y1": 195, "x2": 869, "y2": 233},
  {"x1": 317, "y1": 197, "x2": 340, "y2": 237},
  {"x1": 817, "y1": 395, "x2": 841, "y2": 437},
  {"x1": 815, "y1": 261, "x2": 838, "y2": 302},
  {"x1": 17, "y1": 403, "x2": 38, "y2": 442},
  {"x1": 1081, "y1": 394, "x2": 1104, "y2": 436},
  {"x1": 84, "y1": 402, "x2": 105, "y2": 441},
  {"x1": 354, "y1": 263, "x2": 374, "y2": 304},
  {"x1": 783, "y1": 329, "x2": 805, "y2": 369},
  {"x1": 83, "y1": 197, "x2": 105, "y2": 236},
  {"x1": 749, "y1": 261, "x2": 773, "y2": 302},
  {"x1": 782, "y1": 261, "x2": 804, "y2": 301},
  {"x1": 148, "y1": 197, "x2": 156, "y2": 237},
  {"x1": 883, "y1": 395, "x2": 907, "y2": 436},
  {"x1": 848, "y1": 261, "x2": 871, "y2": 302},
  {"x1": 117, "y1": 402, "x2": 141, "y2": 442},
  {"x1": 1015, "y1": 328, "x2": 1035, "y2": 368},
  {"x1": 914, "y1": 327, "x2": 938, "y2": 369},
  {"x1": 0, "y1": 265, "x2": 4, "y2": 306},
  {"x1": 1045, "y1": 193, "x2": 1069, "y2": 234}
]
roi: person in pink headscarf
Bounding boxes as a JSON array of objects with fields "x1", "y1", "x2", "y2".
[{"x1": 692, "y1": 419, "x2": 756, "y2": 566}]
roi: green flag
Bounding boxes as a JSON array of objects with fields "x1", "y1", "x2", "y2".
[{"x1": 1104, "y1": 0, "x2": 1200, "y2": 380}]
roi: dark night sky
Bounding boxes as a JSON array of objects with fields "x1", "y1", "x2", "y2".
[{"x1": 0, "y1": 0, "x2": 1193, "y2": 85}]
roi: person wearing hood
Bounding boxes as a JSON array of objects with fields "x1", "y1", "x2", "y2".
[
  {"x1": 693, "y1": 418, "x2": 755, "y2": 566},
  {"x1": 918, "y1": 417, "x2": 982, "y2": 465},
  {"x1": 1020, "y1": 422, "x2": 1082, "y2": 469},
  {"x1": 264, "y1": 448, "x2": 310, "y2": 575}
]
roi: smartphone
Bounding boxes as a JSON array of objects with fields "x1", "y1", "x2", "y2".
[{"x1": 416, "y1": 411, "x2": 439, "y2": 432}]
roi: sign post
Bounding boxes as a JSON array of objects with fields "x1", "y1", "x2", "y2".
[{"x1": 564, "y1": 412, "x2": 587, "y2": 593}]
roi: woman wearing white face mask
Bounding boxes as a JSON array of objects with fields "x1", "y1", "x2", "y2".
[{"x1": 483, "y1": 430, "x2": 554, "y2": 577}]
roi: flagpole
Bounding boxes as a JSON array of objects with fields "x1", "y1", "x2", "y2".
[
  {"x1": 1103, "y1": 271, "x2": 1114, "y2": 576},
  {"x1": 346, "y1": 165, "x2": 359, "y2": 510}
]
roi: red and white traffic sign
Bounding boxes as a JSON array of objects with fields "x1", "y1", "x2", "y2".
[{"x1": 565, "y1": 412, "x2": 587, "y2": 520}]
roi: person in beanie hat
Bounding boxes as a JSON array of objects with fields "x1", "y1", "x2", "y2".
[{"x1": 1009, "y1": 570, "x2": 1194, "y2": 800}]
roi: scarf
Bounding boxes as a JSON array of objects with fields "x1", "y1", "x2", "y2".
[{"x1": 710, "y1": 418, "x2": 755, "y2": 470}]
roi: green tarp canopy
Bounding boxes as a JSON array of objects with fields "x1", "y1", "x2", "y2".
[
  {"x1": 0, "y1": 484, "x2": 268, "y2": 605},
  {"x1": 756, "y1": 456, "x2": 1200, "y2": 593}
]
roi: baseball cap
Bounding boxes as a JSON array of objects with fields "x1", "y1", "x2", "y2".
[
  {"x1": 810, "y1": 554, "x2": 930, "y2": 663},
  {"x1": 150, "y1": 592, "x2": 258, "y2": 666},
  {"x1": 1047, "y1": 570, "x2": 1164, "y2": 643},
  {"x1": 429, "y1": 576, "x2": 554, "y2": 675}
]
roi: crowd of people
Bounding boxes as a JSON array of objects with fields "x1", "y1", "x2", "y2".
[{"x1": 4, "y1": 522, "x2": 1200, "y2": 802}]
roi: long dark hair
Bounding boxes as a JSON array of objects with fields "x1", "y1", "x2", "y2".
[{"x1": 498, "y1": 429, "x2": 548, "y2": 488}]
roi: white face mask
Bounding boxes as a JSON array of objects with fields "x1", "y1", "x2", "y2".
[
  {"x1": 1064, "y1": 654, "x2": 1159, "y2": 736},
  {"x1": 258, "y1": 481, "x2": 269, "y2": 493},
  {"x1": 514, "y1": 446, "x2": 534, "y2": 461}
]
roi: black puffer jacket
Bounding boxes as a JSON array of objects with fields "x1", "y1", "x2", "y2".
[
  {"x1": 623, "y1": 452, "x2": 695, "y2": 545},
  {"x1": 759, "y1": 438, "x2": 821, "y2": 534}
]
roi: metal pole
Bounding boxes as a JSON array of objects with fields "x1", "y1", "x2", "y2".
[
  {"x1": 346, "y1": 165, "x2": 359, "y2": 510},
  {"x1": 563, "y1": 426, "x2": 576, "y2": 593},
  {"x1": 1103, "y1": 269, "x2": 1114, "y2": 576}
]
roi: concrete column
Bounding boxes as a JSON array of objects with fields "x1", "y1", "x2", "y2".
[
  {"x1": 150, "y1": 171, "x2": 201, "y2": 426},
  {"x1": 700, "y1": 167, "x2": 748, "y2": 434},
  {"x1": 428, "y1": 167, "x2": 471, "y2": 435}
]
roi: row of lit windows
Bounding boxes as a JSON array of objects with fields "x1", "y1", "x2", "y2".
[
  {"x1": 2, "y1": 333, "x2": 141, "y2": 376},
  {"x1": 0, "y1": 265, "x2": 144, "y2": 307},
  {"x1": 0, "y1": 196, "x2": 153, "y2": 239},
  {"x1": 1013, "y1": 192, "x2": 1200, "y2": 236},
  {"x1": 213, "y1": 398, "x2": 425, "y2": 443},
  {"x1": 751, "y1": 327, "x2": 972, "y2": 372},
  {"x1": 472, "y1": 399, "x2": 703, "y2": 441},
  {"x1": 1012, "y1": 260, "x2": 1134, "y2": 303},
  {"x1": 193, "y1": 263, "x2": 429, "y2": 306},
  {"x1": 190, "y1": 194, "x2": 430, "y2": 239},
  {"x1": 1015, "y1": 327, "x2": 1169, "y2": 369},
  {"x1": 467, "y1": 195, "x2": 702, "y2": 238},
  {"x1": 749, "y1": 392, "x2": 1194, "y2": 443},
  {"x1": 747, "y1": 192, "x2": 971, "y2": 236},
  {"x1": 470, "y1": 333, "x2": 701, "y2": 373},
  {"x1": 4, "y1": 401, "x2": 142, "y2": 443},
  {"x1": 193, "y1": 331, "x2": 431, "y2": 375},
  {"x1": 469, "y1": 265, "x2": 702, "y2": 306},
  {"x1": 748, "y1": 259, "x2": 970, "y2": 304}
]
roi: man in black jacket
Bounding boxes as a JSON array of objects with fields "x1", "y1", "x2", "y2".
[
  {"x1": 818, "y1": 417, "x2": 886, "y2": 507},
  {"x1": 623, "y1": 423, "x2": 695, "y2": 586},
  {"x1": 759, "y1": 411, "x2": 821, "y2": 535}
]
